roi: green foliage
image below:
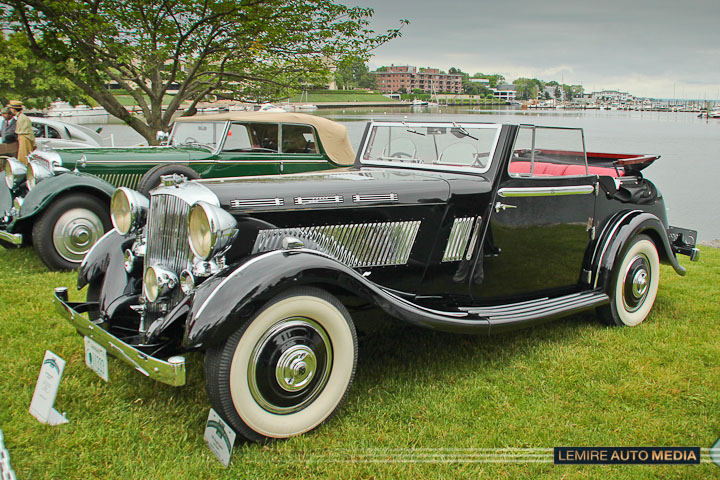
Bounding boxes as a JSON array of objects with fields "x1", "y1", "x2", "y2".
[
  {"x1": 1, "y1": 0, "x2": 407, "y2": 143},
  {"x1": 472, "y1": 73, "x2": 505, "y2": 88},
  {"x1": 512, "y1": 77, "x2": 543, "y2": 100},
  {"x1": 334, "y1": 57, "x2": 376, "y2": 90},
  {"x1": 0, "y1": 245, "x2": 716, "y2": 478},
  {"x1": 0, "y1": 33, "x2": 90, "y2": 109}
]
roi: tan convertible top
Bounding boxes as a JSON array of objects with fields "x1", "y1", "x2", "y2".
[{"x1": 175, "y1": 112, "x2": 355, "y2": 166}]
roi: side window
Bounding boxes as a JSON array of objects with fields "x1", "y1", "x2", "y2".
[
  {"x1": 32, "y1": 123, "x2": 45, "y2": 138},
  {"x1": 222, "y1": 123, "x2": 253, "y2": 152},
  {"x1": 46, "y1": 127, "x2": 61, "y2": 139},
  {"x1": 509, "y1": 126, "x2": 587, "y2": 177},
  {"x1": 249, "y1": 123, "x2": 278, "y2": 153},
  {"x1": 281, "y1": 124, "x2": 318, "y2": 154}
]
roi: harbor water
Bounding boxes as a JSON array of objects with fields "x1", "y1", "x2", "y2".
[{"x1": 70, "y1": 106, "x2": 720, "y2": 242}]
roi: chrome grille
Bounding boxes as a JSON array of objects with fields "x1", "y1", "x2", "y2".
[
  {"x1": 252, "y1": 221, "x2": 421, "y2": 268},
  {"x1": 144, "y1": 193, "x2": 193, "y2": 316}
]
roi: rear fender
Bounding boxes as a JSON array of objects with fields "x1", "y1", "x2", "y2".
[
  {"x1": 182, "y1": 249, "x2": 488, "y2": 350},
  {"x1": 592, "y1": 211, "x2": 685, "y2": 293}
]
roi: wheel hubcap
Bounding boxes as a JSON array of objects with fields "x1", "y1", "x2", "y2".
[
  {"x1": 622, "y1": 254, "x2": 651, "y2": 312},
  {"x1": 53, "y1": 208, "x2": 105, "y2": 262},
  {"x1": 249, "y1": 317, "x2": 332, "y2": 414}
]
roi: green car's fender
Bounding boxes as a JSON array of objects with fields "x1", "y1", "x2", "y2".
[
  {"x1": 0, "y1": 173, "x2": 11, "y2": 213},
  {"x1": 17, "y1": 171, "x2": 116, "y2": 221}
]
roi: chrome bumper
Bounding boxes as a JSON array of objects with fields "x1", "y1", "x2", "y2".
[
  {"x1": 0, "y1": 228, "x2": 22, "y2": 246},
  {"x1": 53, "y1": 287, "x2": 186, "y2": 386}
]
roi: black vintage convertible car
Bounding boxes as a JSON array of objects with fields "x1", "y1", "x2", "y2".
[{"x1": 54, "y1": 120, "x2": 699, "y2": 442}]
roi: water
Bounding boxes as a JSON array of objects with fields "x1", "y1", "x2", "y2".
[{"x1": 65, "y1": 107, "x2": 720, "y2": 242}]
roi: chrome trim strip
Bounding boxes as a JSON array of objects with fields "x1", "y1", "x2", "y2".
[
  {"x1": 498, "y1": 185, "x2": 596, "y2": 197},
  {"x1": 53, "y1": 292, "x2": 186, "y2": 386},
  {"x1": 294, "y1": 195, "x2": 343, "y2": 205},
  {"x1": 230, "y1": 198, "x2": 284, "y2": 208},
  {"x1": 352, "y1": 193, "x2": 399, "y2": 203},
  {"x1": 442, "y1": 217, "x2": 476, "y2": 262},
  {"x1": 252, "y1": 221, "x2": 421, "y2": 268},
  {"x1": 0, "y1": 228, "x2": 22, "y2": 245}
]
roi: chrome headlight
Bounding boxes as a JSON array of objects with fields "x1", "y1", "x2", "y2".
[
  {"x1": 4, "y1": 158, "x2": 27, "y2": 189},
  {"x1": 143, "y1": 265, "x2": 178, "y2": 303},
  {"x1": 110, "y1": 187, "x2": 149, "y2": 235},
  {"x1": 27, "y1": 161, "x2": 54, "y2": 190},
  {"x1": 188, "y1": 201, "x2": 238, "y2": 260}
]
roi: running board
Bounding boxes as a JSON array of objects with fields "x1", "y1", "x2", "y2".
[{"x1": 460, "y1": 291, "x2": 610, "y2": 334}]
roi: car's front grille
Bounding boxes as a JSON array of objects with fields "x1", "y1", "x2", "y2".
[{"x1": 144, "y1": 193, "x2": 193, "y2": 317}]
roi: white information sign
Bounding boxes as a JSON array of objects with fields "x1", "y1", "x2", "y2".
[
  {"x1": 84, "y1": 337, "x2": 109, "y2": 382},
  {"x1": 29, "y1": 351, "x2": 69, "y2": 425},
  {"x1": 204, "y1": 408, "x2": 236, "y2": 467}
]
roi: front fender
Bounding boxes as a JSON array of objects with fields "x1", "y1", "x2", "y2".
[
  {"x1": 593, "y1": 211, "x2": 685, "y2": 292},
  {"x1": 0, "y1": 174, "x2": 11, "y2": 214},
  {"x1": 17, "y1": 171, "x2": 116, "y2": 221},
  {"x1": 182, "y1": 249, "x2": 487, "y2": 349}
]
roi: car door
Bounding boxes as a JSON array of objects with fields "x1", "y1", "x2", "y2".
[{"x1": 474, "y1": 126, "x2": 597, "y2": 300}]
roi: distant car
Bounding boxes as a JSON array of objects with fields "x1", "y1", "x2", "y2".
[
  {"x1": 0, "y1": 112, "x2": 354, "y2": 270},
  {"x1": 29, "y1": 116, "x2": 104, "y2": 149},
  {"x1": 55, "y1": 120, "x2": 698, "y2": 443}
]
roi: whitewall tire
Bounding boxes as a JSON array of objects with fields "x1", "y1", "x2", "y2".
[{"x1": 205, "y1": 287, "x2": 357, "y2": 442}]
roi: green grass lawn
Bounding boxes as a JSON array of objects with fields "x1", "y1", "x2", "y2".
[
  {"x1": 0, "y1": 245, "x2": 717, "y2": 478},
  {"x1": 289, "y1": 90, "x2": 397, "y2": 103}
]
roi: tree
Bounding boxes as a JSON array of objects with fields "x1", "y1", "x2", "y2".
[
  {"x1": 472, "y1": 73, "x2": 505, "y2": 88},
  {"x1": 334, "y1": 57, "x2": 375, "y2": 90},
  {"x1": 2, "y1": 0, "x2": 406, "y2": 144},
  {"x1": 512, "y1": 77, "x2": 542, "y2": 101},
  {"x1": 0, "y1": 33, "x2": 90, "y2": 108}
]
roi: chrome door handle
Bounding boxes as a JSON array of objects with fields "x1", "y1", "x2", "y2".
[{"x1": 494, "y1": 202, "x2": 517, "y2": 213}]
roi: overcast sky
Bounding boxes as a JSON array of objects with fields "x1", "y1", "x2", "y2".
[{"x1": 349, "y1": 0, "x2": 720, "y2": 99}]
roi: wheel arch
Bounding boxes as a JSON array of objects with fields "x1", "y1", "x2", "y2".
[{"x1": 592, "y1": 211, "x2": 685, "y2": 294}]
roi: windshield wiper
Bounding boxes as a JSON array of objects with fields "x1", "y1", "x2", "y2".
[
  {"x1": 452, "y1": 122, "x2": 477, "y2": 141},
  {"x1": 403, "y1": 120, "x2": 425, "y2": 136}
]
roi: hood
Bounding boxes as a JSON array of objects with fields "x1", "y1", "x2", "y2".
[
  {"x1": 44, "y1": 146, "x2": 210, "y2": 166},
  {"x1": 194, "y1": 167, "x2": 451, "y2": 211}
]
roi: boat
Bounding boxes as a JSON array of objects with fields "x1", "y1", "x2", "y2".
[
  {"x1": 46, "y1": 101, "x2": 108, "y2": 117},
  {"x1": 411, "y1": 99, "x2": 428, "y2": 106}
]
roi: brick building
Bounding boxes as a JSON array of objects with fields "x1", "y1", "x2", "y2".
[{"x1": 374, "y1": 65, "x2": 463, "y2": 94}]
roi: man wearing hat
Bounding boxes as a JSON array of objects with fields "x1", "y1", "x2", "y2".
[
  {"x1": 0, "y1": 106, "x2": 18, "y2": 158},
  {"x1": 8, "y1": 100, "x2": 35, "y2": 164}
]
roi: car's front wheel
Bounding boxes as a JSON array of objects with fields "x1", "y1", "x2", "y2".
[
  {"x1": 598, "y1": 234, "x2": 660, "y2": 326},
  {"x1": 32, "y1": 193, "x2": 111, "y2": 271},
  {"x1": 205, "y1": 287, "x2": 357, "y2": 443}
]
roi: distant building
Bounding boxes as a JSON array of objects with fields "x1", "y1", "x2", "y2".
[
  {"x1": 492, "y1": 84, "x2": 516, "y2": 102},
  {"x1": 374, "y1": 65, "x2": 463, "y2": 94},
  {"x1": 590, "y1": 90, "x2": 636, "y2": 104}
]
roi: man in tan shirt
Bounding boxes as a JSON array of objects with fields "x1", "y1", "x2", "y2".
[{"x1": 8, "y1": 100, "x2": 36, "y2": 164}]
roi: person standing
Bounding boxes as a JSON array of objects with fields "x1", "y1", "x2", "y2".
[
  {"x1": 0, "y1": 106, "x2": 18, "y2": 158},
  {"x1": 8, "y1": 100, "x2": 35, "y2": 164}
]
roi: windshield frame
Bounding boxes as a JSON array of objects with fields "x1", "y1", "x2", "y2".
[
  {"x1": 358, "y1": 121, "x2": 502, "y2": 174},
  {"x1": 169, "y1": 120, "x2": 229, "y2": 154}
]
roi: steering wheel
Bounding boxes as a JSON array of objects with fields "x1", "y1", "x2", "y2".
[
  {"x1": 184, "y1": 137, "x2": 199, "y2": 144},
  {"x1": 390, "y1": 152, "x2": 413, "y2": 158}
]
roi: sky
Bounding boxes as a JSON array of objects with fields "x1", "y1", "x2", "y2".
[{"x1": 349, "y1": 0, "x2": 720, "y2": 99}]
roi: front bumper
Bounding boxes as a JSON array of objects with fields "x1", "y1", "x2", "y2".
[
  {"x1": 53, "y1": 287, "x2": 186, "y2": 386},
  {"x1": 0, "y1": 227, "x2": 22, "y2": 246}
]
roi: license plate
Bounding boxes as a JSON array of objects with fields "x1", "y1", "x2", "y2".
[{"x1": 84, "y1": 337, "x2": 108, "y2": 382}]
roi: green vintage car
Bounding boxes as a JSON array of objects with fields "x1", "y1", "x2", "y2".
[{"x1": 0, "y1": 112, "x2": 354, "y2": 270}]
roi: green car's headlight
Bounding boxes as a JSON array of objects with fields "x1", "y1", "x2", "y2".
[
  {"x1": 26, "y1": 161, "x2": 54, "y2": 190},
  {"x1": 4, "y1": 158, "x2": 27, "y2": 189},
  {"x1": 110, "y1": 187, "x2": 149, "y2": 235},
  {"x1": 188, "y1": 201, "x2": 238, "y2": 260}
]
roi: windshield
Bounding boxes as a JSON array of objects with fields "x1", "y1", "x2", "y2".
[
  {"x1": 170, "y1": 122, "x2": 226, "y2": 150},
  {"x1": 360, "y1": 122, "x2": 500, "y2": 172}
]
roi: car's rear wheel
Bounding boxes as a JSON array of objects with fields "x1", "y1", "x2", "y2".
[
  {"x1": 32, "y1": 193, "x2": 111, "y2": 271},
  {"x1": 205, "y1": 287, "x2": 357, "y2": 443},
  {"x1": 136, "y1": 164, "x2": 200, "y2": 196},
  {"x1": 598, "y1": 234, "x2": 660, "y2": 326}
]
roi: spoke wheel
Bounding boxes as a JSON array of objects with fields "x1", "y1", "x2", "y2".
[
  {"x1": 205, "y1": 287, "x2": 357, "y2": 442},
  {"x1": 598, "y1": 234, "x2": 660, "y2": 326}
]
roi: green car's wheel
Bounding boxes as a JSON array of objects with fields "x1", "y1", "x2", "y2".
[
  {"x1": 205, "y1": 287, "x2": 357, "y2": 443},
  {"x1": 32, "y1": 193, "x2": 111, "y2": 271}
]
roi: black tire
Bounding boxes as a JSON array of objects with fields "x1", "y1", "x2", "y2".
[
  {"x1": 205, "y1": 287, "x2": 358, "y2": 443},
  {"x1": 32, "y1": 193, "x2": 111, "y2": 271},
  {"x1": 136, "y1": 164, "x2": 200, "y2": 196},
  {"x1": 597, "y1": 234, "x2": 660, "y2": 326}
]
